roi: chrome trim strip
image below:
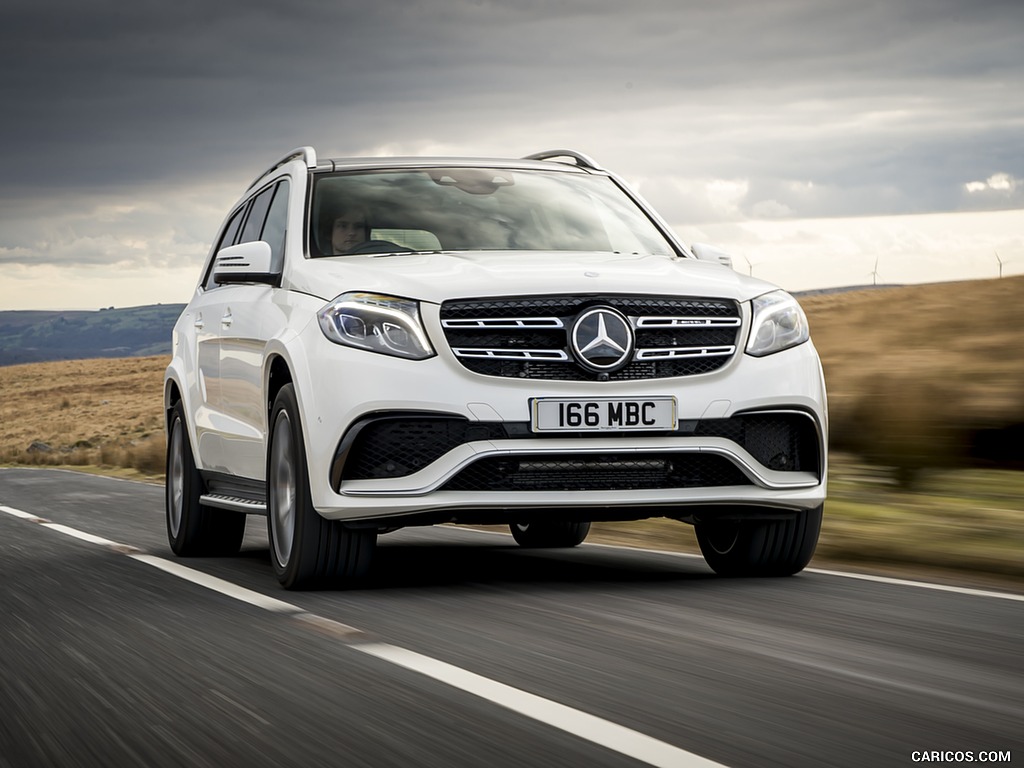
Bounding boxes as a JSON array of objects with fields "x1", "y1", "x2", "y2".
[
  {"x1": 635, "y1": 316, "x2": 741, "y2": 328},
  {"x1": 452, "y1": 348, "x2": 570, "y2": 361},
  {"x1": 442, "y1": 317, "x2": 564, "y2": 329},
  {"x1": 634, "y1": 346, "x2": 735, "y2": 360}
]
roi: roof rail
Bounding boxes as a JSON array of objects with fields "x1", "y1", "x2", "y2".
[
  {"x1": 247, "y1": 146, "x2": 318, "y2": 190},
  {"x1": 522, "y1": 149, "x2": 604, "y2": 171}
]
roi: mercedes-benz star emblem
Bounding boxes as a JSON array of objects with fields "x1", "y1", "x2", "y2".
[{"x1": 570, "y1": 307, "x2": 634, "y2": 372}]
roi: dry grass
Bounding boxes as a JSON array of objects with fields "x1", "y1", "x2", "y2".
[
  {"x1": 802, "y1": 275, "x2": 1024, "y2": 429},
  {"x1": 0, "y1": 355, "x2": 167, "y2": 476}
]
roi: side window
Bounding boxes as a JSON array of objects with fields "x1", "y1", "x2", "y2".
[
  {"x1": 260, "y1": 180, "x2": 289, "y2": 272},
  {"x1": 203, "y1": 204, "x2": 247, "y2": 290},
  {"x1": 238, "y1": 185, "x2": 275, "y2": 244}
]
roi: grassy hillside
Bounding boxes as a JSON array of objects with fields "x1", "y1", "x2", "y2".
[
  {"x1": 0, "y1": 304, "x2": 186, "y2": 365},
  {"x1": 802, "y1": 276, "x2": 1024, "y2": 421},
  {"x1": 1, "y1": 277, "x2": 1022, "y2": 583},
  {"x1": 802, "y1": 276, "x2": 1024, "y2": 485}
]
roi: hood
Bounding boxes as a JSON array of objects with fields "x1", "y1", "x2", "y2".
[{"x1": 286, "y1": 250, "x2": 778, "y2": 306}]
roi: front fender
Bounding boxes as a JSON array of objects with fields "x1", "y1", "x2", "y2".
[{"x1": 262, "y1": 320, "x2": 321, "y2": 476}]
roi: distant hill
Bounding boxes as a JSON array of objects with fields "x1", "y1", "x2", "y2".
[
  {"x1": 0, "y1": 284, "x2": 887, "y2": 367},
  {"x1": 0, "y1": 279, "x2": 990, "y2": 367},
  {"x1": 0, "y1": 304, "x2": 186, "y2": 366}
]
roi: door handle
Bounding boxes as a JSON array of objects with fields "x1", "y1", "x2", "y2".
[
  {"x1": 221, "y1": 311, "x2": 233, "y2": 328},
  {"x1": 193, "y1": 314, "x2": 204, "y2": 330}
]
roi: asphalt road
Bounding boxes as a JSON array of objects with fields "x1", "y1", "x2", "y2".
[{"x1": 1, "y1": 467, "x2": 1021, "y2": 768}]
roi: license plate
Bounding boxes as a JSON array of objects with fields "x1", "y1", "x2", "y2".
[{"x1": 531, "y1": 397, "x2": 677, "y2": 432}]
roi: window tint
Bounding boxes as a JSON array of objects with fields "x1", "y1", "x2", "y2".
[
  {"x1": 260, "y1": 180, "x2": 289, "y2": 272},
  {"x1": 239, "y1": 184, "x2": 275, "y2": 244},
  {"x1": 203, "y1": 204, "x2": 248, "y2": 290}
]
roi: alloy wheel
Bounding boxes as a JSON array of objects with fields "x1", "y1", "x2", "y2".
[
  {"x1": 168, "y1": 419, "x2": 185, "y2": 538},
  {"x1": 270, "y1": 413, "x2": 297, "y2": 568}
]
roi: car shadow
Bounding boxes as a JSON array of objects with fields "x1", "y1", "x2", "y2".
[
  {"x1": 228, "y1": 528, "x2": 715, "y2": 592},
  {"x1": 366, "y1": 540, "x2": 714, "y2": 590}
]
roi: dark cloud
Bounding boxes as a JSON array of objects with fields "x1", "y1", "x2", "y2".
[{"x1": 1, "y1": 0, "x2": 1023, "y2": 269}]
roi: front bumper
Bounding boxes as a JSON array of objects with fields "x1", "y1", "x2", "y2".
[{"x1": 287, "y1": 311, "x2": 828, "y2": 522}]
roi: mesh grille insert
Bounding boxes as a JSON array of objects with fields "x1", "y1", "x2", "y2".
[{"x1": 341, "y1": 418, "x2": 505, "y2": 480}]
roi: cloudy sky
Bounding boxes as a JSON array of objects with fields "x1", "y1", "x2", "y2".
[{"x1": 2, "y1": 0, "x2": 1022, "y2": 309}]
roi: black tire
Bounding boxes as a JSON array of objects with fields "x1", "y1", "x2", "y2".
[
  {"x1": 267, "y1": 384, "x2": 376, "y2": 589},
  {"x1": 695, "y1": 505, "x2": 822, "y2": 577},
  {"x1": 509, "y1": 520, "x2": 591, "y2": 548},
  {"x1": 165, "y1": 401, "x2": 246, "y2": 556}
]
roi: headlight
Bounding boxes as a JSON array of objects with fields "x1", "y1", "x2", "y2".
[
  {"x1": 318, "y1": 292, "x2": 435, "y2": 360},
  {"x1": 745, "y1": 290, "x2": 809, "y2": 357}
]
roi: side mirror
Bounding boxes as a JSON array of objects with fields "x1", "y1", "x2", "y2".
[
  {"x1": 213, "y1": 241, "x2": 279, "y2": 285},
  {"x1": 690, "y1": 243, "x2": 734, "y2": 270}
]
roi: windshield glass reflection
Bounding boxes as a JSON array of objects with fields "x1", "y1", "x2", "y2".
[{"x1": 309, "y1": 168, "x2": 676, "y2": 258}]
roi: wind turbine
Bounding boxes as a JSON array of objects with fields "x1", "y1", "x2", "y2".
[
  {"x1": 870, "y1": 257, "x2": 881, "y2": 286},
  {"x1": 995, "y1": 250, "x2": 1004, "y2": 279},
  {"x1": 736, "y1": 252, "x2": 761, "y2": 277}
]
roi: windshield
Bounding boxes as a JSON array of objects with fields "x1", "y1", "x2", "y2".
[{"x1": 308, "y1": 167, "x2": 677, "y2": 258}]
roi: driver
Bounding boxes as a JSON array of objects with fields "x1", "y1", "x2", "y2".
[{"x1": 330, "y1": 206, "x2": 370, "y2": 254}]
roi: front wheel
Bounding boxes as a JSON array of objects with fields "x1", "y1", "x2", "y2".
[
  {"x1": 509, "y1": 521, "x2": 591, "y2": 548},
  {"x1": 267, "y1": 384, "x2": 376, "y2": 589},
  {"x1": 694, "y1": 506, "x2": 822, "y2": 577}
]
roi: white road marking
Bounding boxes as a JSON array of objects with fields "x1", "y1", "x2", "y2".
[
  {"x1": 355, "y1": 642, "x2": 726, "y2": 768},
  {"x1": 41, "y1": 523, "x2": 125, "y2": 548},
  {"x1": 129, "y1": 554, "x2": 303, "y2": 614},
  {"x1": 0, "y1": 504, "x2": 47, "y2": 522},
  {"x1": 807, "y1": 567, "x2": 1024, "y2": 603}
]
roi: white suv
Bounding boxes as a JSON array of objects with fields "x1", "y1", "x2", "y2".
[{"x1": 164, "y1": 147, "x2": 827, "y2": 589}]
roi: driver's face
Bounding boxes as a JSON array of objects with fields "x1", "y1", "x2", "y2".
[{"x1": 332, "y1": 215, "x2": 366, "y2": 253}]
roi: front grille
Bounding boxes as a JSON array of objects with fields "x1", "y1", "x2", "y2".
[
  {"x1": 441, "y1": 453, "x2": 751, "y2": 492},
  {"x1": 440, "y1": 294, "x2": 741, "y2": 380},
  {"x1": 337, "y1": 412, "x2": 819, "y2": 482}
]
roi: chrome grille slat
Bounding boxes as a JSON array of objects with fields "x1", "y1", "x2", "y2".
[
  {"x1": 635, "y1": 316, "x2": 741, "y2": 328},
  {"x1": 442, "y1": 317, "x2": 564, "y2": 329},
  {"x1": 635, "y1": 345, "x2": 736, "y2": 360},
  {"x1": 452, "y1": 348, "x2": 570, "y2": 361}
]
